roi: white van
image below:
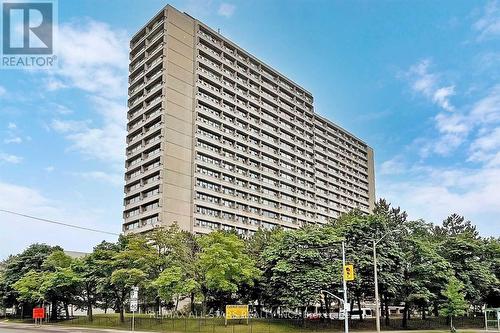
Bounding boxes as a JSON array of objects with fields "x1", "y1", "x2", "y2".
[{"x1": 331, "y1": 308, "x2": 374, "y2": 320}]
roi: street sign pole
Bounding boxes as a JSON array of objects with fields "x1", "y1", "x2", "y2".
[
  {"x1": 373, "y1": 240, "x2": 381, "y2": 333},
  {"x1": 130, "y1": 286, "x2": 139, "y2": 332},
  {"x1": 342, "y1": 241, "x2": 349, "y2": 333}
]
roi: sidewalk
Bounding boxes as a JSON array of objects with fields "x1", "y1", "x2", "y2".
[
  {"x1": 0, "y1": 321, "x2": 487, "y2": 333},
  {"x1": 0, "y1": 321, "x2": 157, "y2": 333}
]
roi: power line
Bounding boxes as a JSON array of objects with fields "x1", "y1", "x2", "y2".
[{"x1": 0, "y1": 209, "x2": 120, "y2": 236}]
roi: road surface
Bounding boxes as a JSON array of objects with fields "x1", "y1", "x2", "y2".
[{"x1": 0, "y1": 322, "x2": 151, "y2": 333}]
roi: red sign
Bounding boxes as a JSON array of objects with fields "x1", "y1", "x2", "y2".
[{"x1": 33, "y1": 308, "x2": 45, "y2": 319}]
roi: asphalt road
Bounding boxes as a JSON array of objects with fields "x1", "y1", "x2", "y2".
[{"x1": 0, "y1": 323, "x2": 140, "y2": 333}]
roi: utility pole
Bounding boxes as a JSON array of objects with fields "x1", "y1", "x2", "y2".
[
  {"x1": 342, "y1": 241, "x2": 349, "y2": 333},
  {"x1": 373, "y1": 240, "x2": 380, "y2": 333},
  {"x1": 373, "y1": 229, "x2": 401, "y2": 333}
]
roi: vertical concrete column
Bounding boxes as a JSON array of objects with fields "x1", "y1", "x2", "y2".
[
  {"x1": 161, "y1": 6, "x2": 196, "y2": 231},
  {"x1": 366, "y1": 147, "x2": 376, "y2": 211}
]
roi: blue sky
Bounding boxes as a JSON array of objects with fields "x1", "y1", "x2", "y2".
[{"x1": 1, "y1": 0, "x2": 499, "y2": 258}]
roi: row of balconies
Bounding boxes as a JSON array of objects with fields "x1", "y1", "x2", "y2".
[
  {"x1": 196, "y1": 73, "x2": 315, "y2": 134},
  {"x1": 195, "y1": 201, "x2": 307, "y2": 227},
  {"x1": 196, "y1": 125, "x2": 369, "y2": 195},
  {"x1": 196, "y1": 56, "x2": 368, "y2": 162},
  {"x1": 129, "y1": 57, "x2": 164, "y2": 97},
  {"x1": 315, "y1": 137, "x2": 369, "y2": 167},
  {"x1": 196, "y1": 109, "x2": 316, "y2": 162},
  {"x1": 195, "y1": 158, "x2": 370, "y2": 213},
  {"x1": 197, "y1": 51, "x2": 314, "y2": 116},
  {"x1": 196, "y1": 89, "x2": 316, "y2": 154},
  {"x1": 129, "y1": 54, "x2": 163, "y2": 88},
  {"x1": 194, "y1": 163, "x2": 318, "y2": 209},
  {"x1": 199, "y1": 138, "x2": 372, "y2": 200},
  {"x1": 200, "y1": 58, "x2": 313, "y2": 126},
  {"x1": 197, "y1": 97, "x2": 316, "y2": 155},
  {"x1": 193, "y1": 197, "x2": 344, "y2": 229},
  {"x1": 129, "y1": 40, "x2": 164, "y2": 82},
  {"x1": 197, "y1": 31, "x2": 313, "y2": 105},
  {"x1": 315, "y1": 123, "x2": 368, "y2": 156},
  {"x1": 127, "y1": 114, "x2": 162, "y2": 148},
  {"x1": 195, "y1": 132, "x2": 316, "y2": 184},
  {"x1": 197, "y1": 71, "x2": 314, "y2": 135},
  {"x1": 129, "y1": 66, "x2": 163, "y2": 100},
  {"x1": 130, "y1": 18, "x2": 165, "y2": 55},
  {"x1": 195, "y1": 128, "x2": 317, "y2": 183},
  {"x1": 195, "y1": 188, "x2": 319, "y2": 219}
]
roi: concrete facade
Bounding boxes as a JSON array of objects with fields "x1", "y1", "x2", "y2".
[{"x1": 123, "y1": 5, "x2": 376, "y2": 236}]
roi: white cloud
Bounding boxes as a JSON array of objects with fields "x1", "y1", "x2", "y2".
[
  {"x1": 379, "y1": 155, "x2": 406, "y2": 175},
  {"x1": 432, "y1": 86, "x2": 456, "y2": 111},
  {"x1": 469, "y1": 84, "x2": 500, "y2": 123},
  {"x1": 388, "y1": 55, "x2": 500, "y2": 236},
  {"x1": 45, "y1": 166, "x2": 55, "y2": 172},
  {"x1": 218, "y1": 3, "x2": 236, "y2": 18},
  {"x1": 470, "y1": 127, "x2": 500, "y2": 152},
  {"x1": 0, "y1": 181, "x2": 118, "y2": 259},
  {"x1": 71, "y1": 171, "x2": 123, "y2": 186},
  {"x1": 51, "y1": 20, "x2": 129, "y2": 98},
  {"x1": 378, "y1": 164, "x2": 500, "y2": 236},
  {"x1": 473, "y1": 0, "x2": 500, "y2": 41},
  {"x1": 3, "y1": 137, "x2": 22, "y2": 144},
  {"x1": 0, "y1": 152, "x2": 23, "y2": 164},
  {"x1": 43, "y1": 19, "x2": 128, "y2": 166},
  {"x1": 0, "y1": 86, "x2": 6, "y2": 97},
  {"x1": 44, "y1": 77, "x2": 67, "y2": 91},
  {"x1": 50, "y1": 119, "x2": 90, "y2": 133},
  {"x1": 406, "y1": 59, "x2": 456, "y2": 112},
  {"x1": 50, "y1": 107, "x2": 126, "y2": 164},
  {"x1": 7, "y1": 122, "x2": 16, "y2": 129}
]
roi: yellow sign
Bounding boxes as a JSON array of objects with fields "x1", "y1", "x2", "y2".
[
  {"x1": 344, "y1": 264, "x2": 355, "y2": 281},
  {"x1": 225, "y1": 304, "x2": 249, "y2": 320}
]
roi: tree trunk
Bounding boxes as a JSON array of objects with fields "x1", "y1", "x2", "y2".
[
  {"x1": 357, "y1": 294, "x2": 363, "y2": 321},
  {"x1": 402, "y1": 302, "x2": 409, "y2": 329},
  {"x1": 155, "y1": 297, "x2": 160, "y2": 318},
  {"x1": 87, "y1": 299, "x2": 93, "y2": 322},
  {"x1": 64, "y1": 302, "x2": 70, "y2": 320},
  {"x1": 51, "y1": 300, "x2": 58, "y2": 320},
  {"x1": 325, "y1": 295, "x2": 331, "y2": 320},
  {"x1": 119, "y1": 304, "x2": 125, "y2": 323},
  {"x1": 384, "y1": 293, "x2": 390, "y2": 326},
  {"x1": 433, "y1": 301, "x2": 439, "y2": 317},
  {"x1": 421, "y1": 305, "x2": 426, "y2": 320},
  {"x1": 190, "y1": 292, "x2": 195, "y2": 314}
]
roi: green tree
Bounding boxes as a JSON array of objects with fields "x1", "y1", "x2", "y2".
[
  {"x1": 152, "y1": 266, "x2": 198, "y2": 311},
  {"x1": 441, "y1": 276, "x2": 468, "y2": 329},
  {"x1": 148, "y1": 224, "x2": 200, "y2": 315},
  {"x1": 40, "y1": 267, "x2": 80, "y2": 319},
  {"x1": 262, "y1": 225, "x2": 341, "y2": 318},
  {"x1": 332, "y1": 206, "x2": 406, "y2": 322},
  {"x1": 0, "y1": 244, "x2": 61, "y2": 316},
  {"x1": 110, "y1": 235, "x2": 155, "y2": 322},
  {"x1": 436, "y1": 215, "x2": 497, "y2": 310},
  {"x1": 434, "y1": 214, "x2": 479, "y2": 239},
  {"x1": 196, "y1": 231, "x2": 259, "y2": 314},
  {"x1": 11, "y1": 270, "x2": 44, "y2": 305}
]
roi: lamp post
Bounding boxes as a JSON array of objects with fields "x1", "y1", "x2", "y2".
[
  {"x1": 373, "y1": 230, "x2": 401, "y2": 333},
  {"x1": 308, "y1": 241, "x2": 349, "y2": 333}
]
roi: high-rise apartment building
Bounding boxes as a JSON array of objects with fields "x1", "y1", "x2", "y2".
[{"x1": 123, "y1": 5, "x2": 375, "y2": 236}]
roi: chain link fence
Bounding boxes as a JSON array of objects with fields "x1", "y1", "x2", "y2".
[{"x1": 53, "y1": 315, "x2": 485, "y2": 332}]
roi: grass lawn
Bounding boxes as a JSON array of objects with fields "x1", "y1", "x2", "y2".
[{"x1": 1, "y1": 315, "x2": 486, "y2": 333}]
